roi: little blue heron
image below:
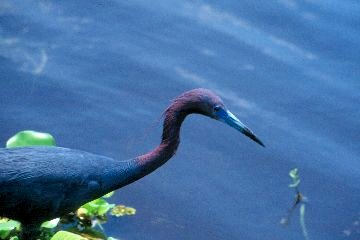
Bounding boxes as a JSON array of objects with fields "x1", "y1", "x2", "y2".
[{"x1": 0, "y1": 88, "x2": 264, "y2": 238}]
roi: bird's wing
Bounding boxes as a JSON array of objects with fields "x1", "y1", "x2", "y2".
[
  {"x1": 0, "y1": 146, "x2": 113, "y2": 180},
  {"x1": 0, "y1": 146, "x2": 123, "y2": 222}
]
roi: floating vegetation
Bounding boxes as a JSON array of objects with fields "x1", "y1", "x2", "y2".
[
  {"x1": 6, "y1": 130, "x2": 56, "y2": 148},
  {"x1": 110, "y1": 205, "x2": 136, "y2": 217},
  {"x1": 0, "y1": 218, "x2": 20, "y2": 240},
  {"x1": 51, "y1": 231, "x2": 87, "y2": 240},
  {"x1": 0, "y1": 130, "x2": 136, "y2": 240},
  {"x1": 281, "y1": 168, "x2": 310, "y2": 240}
]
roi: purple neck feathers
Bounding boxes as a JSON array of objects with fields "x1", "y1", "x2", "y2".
[
  {"x1": 135, "y1": 89, "x2": 209, "y2": 178},
  {"x1": 136, "y1": 98, "x2": 189, "y2": 174},
  {"x1": 106, "y1": 89, "x2": 216, "y2": 191}
]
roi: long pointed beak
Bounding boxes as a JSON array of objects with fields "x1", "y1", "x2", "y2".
[{"x1": 216, "y1": 108, "x2": 265, "y2": 147}]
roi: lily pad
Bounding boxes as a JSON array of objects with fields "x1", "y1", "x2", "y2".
[
  {"x1": 6, "y1": 130, "x2": 56, "y2": 148},
  {"x1": 67, "y1": 227, "x2": 107, "y2": 240},
  {"x1": 50, "y1": 231, "x2": 87, "y2": 240},
  {"x1": 0, "y1": 220, "x2": 20, "y2": 239}
]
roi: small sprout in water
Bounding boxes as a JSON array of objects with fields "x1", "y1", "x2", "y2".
[
  {"x1": 289, "y1": 168, "x2": 301, "y2": 188},
  {"x1": 289, "y1": 168, "x2": 298, "y2": 178},
  {"x1": 282, "y1": 168, "x2": 310, "y2": 240}
]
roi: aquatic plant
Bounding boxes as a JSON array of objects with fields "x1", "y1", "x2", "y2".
[
  {"x1": 6, "y1": 130, "x2": 55, "y2": 148},
  {"x1": 0, "y1": 130, "x2": 136, "y2": 240},
  {"x1": 281, "y1": 168, "x2": 310, "y2": 240}
]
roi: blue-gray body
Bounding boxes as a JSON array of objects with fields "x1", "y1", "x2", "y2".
[{"x1": 0, "y1": 146, "x2": 138, "y2": 225}]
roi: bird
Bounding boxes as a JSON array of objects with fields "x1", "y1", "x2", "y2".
[{"x1": 0, "y1": 88, "x2": 264, "y2": 239}]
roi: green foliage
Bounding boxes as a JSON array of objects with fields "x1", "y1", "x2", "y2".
[
  {"x1": 81, "y1": 199, "x2": 115, "y2": 216},
  {"x1": 41, "y1": 218, "x2": 60, "y2": 229},
  {"x1": 6, "y1": 130, "x2": 56, "y2": 148},
  {"x1": 110, "y1": 205, "x2": 136, "y2": 217},
  {"x1": 0, "y1": 219, "x2": 20, "y2": 239},
  {"x1": 102, "y1": 192, "x2": 114, "y2": 199},
  {"x1": 51, "y1": 231, "x2": 86, "y2": 240},
  {"x1": 1, "y1": 130, "x2": 136, "y2": 240}
]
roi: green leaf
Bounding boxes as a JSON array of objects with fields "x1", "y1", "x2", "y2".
[
  {"x1": 50, "y1": 231, "x2": 87, "y2": 240},
  {"x1": 0, "y1": 230, "x2": 10, "y2": 239},
  {"x1": 102, "y1": 191, "x2": 114, "y2": 199},
  {"x1": 0, "y1": 220, "x2": 20, "y2": 239},
  {"x1": 66, "y1": 227, "x2": 107, "y2": 239},
  {"x1": 0, "y1": 220, "x2": 20, "y2": 231},
  {"x1": 98, "y1": 204, "x2": 115, "y2": 216},
  {"x1": 41, "y1": 218, "x2": 60, "y2": 229},
  {"x1": 9, "y1": 236, "x2": 19, "y2": 240},
  {"x1": 81, "y1": 198, "x2": 115, "y2": 216},
  {"x1": 6, "y1": 130, "x2": 56, "y2": 148}
]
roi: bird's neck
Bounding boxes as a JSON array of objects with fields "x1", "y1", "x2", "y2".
[
  {"x1": 135, "y1": 104, "x2": 187, "y2": 176},
  {"x1": 106, "y1": 100, "x2": 196, "y2": 191}
]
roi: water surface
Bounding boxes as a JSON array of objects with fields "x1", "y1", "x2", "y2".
[{"x1": 0, "y1": 1, "x2": 359, "y2": 239}]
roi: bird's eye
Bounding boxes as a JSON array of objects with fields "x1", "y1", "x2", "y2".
[{"x1": 214, "y1": 106, "x2": 221, "y2": 112}]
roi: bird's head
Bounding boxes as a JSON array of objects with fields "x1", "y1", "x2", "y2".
[{"x1": 173, "y1": 88, "x2": 265, "y2": 147}]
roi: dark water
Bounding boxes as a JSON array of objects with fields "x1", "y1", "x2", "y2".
[{"x1": 1, "y1": 0, "x2": 359, "y2": 239}]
